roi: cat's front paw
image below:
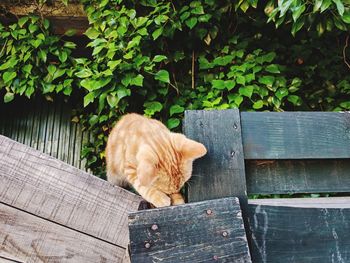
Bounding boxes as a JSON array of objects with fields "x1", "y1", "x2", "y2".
[
  {"x1": 152, "y1": 194, "x2": 171, "y2": 208},
  {"x1": 170, "y1": 193, "x2": 185, "y2": 205}
]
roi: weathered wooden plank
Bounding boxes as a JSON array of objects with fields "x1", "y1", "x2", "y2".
[
  {"x1": 249, "y1": 197, "x2": 350, "y2": 208},
  {"x1": 247, "y1": 199, "x2": 350, "y2": 263},
  {"x1": 241, "y1": 112, "x2": 350, "y2": 159},
  {"x1": 0, "y1": 203, "x2": 124, "y2": 262},
  {"x1": 0, "y1": 255, "x2": 22, "y2": 263},
  {"x1": 129, "y1": 197, "x2": 251, "y2": 263},
  {"x1": 0, "y1": 135, "x2": 143, "y2": 248},
  {"x1": 246, "y1": 159, "x2": 350, "y2": 194},
  {"x1": 183, "y1": 110, "x2": 248, "y2": 206}
]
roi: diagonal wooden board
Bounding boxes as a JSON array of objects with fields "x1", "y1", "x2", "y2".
[
  {"x1": 0, "y1": 135, "x2": 143, "y2": 262},
  {"x1": 128, "y1": 197, "x2": 251, "y2": 263}
]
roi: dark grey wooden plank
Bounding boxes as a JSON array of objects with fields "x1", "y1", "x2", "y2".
[
  {"x1": 183, "y1": 110, "x2": 247, "y2": 206},
  {"x1": 0, "y1": 203, "x2": 125, "y2": 262},
  {"x1": 241, "y1": 112, "x2": 350, "y2": 159},
  {"x1": 129, "y1": 197, "x2": 251, "y2": 263},
  {"x1": 246, "y1": 159, "x2": 350, "y2": 194},
  {"x1": 0, "y1": 135, "x2": 143, "y2": 248},
  {"x1": 247, "y1": 200, "x2": 350, "y2": 263}
]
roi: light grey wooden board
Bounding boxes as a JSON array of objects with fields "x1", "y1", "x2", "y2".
[
  {"x1": 249, "y1": 197, "x2": 350, "y2": 208},
  {"x1": 129, "y1": 197, "x2": 251, "y2": 263},
  {"x1": 0, "y1": 135, "x2": 143, "y2": 248},
  {"x1": 183, "y1": 110, "x2": 248, "y2": 206},
  {"x1": 246, "y1": 159, "x2": 350, "y2": 194},
  {"x1": 241, "y1": 112, "x2": 350, "y2": 159},
  {"x1": 247, "y1": 201, "x2": 350, "y2": 263},
  {"x1": 0, "y1": 203, "x2": 124, "y2": 262}
]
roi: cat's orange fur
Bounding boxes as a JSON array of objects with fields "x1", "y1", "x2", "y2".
[{"x1": 105, "y1": 113, "x2": 207, "y2": 207}]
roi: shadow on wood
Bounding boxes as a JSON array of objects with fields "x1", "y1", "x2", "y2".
[{"x1": 128, "y1": 197, "x2": 251, "y2": 263}]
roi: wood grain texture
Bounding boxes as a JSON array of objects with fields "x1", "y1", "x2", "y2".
[
  {"x1": 0, "y1": 203, "x2": 124, "y2": 262},
  {"x1": 0, "y1": 97, "x2": 91, "y2": 171},
  {"x1": 249, "y1": 197, "x2": 350, "y2": 208},
  {"x1": 241, "y1": 112, "x2": 350, "y2": 159},
  {"x1": 0, "y1": 135, "x2": 143, "y2": 248},
  {"x1": 129, "y1": 197, "x2": 251, "y2": 263},
  {"x1": 0, "y1": 255, "x2": 23, "y2": 263},
  {"x1": 246, "y1": 159, "x2": 350, "y2": 194},
  {"x1": 183, "y1": 110, "x2": 247, "y2": 206},
  {"x1": 247, "y1": 202, "x2": 350, "y2": 263}
]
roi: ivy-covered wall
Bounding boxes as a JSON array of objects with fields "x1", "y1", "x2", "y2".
[{"x1": 1, "y1": 0, "x2": 350, "y2": 176}]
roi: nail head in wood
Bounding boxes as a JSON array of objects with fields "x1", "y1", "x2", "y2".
[
  {"x1": 151, "y1": 224, "x2": 158, "y2": 231},
  {"x1": 213, "y1": 255, "x2": 218, "y2": 260},
  {"x1": 144, "y1": 242, "x2": 151, "y2": 249},
  {"x1": 222, "y1": 231, "x2": 228, "y2": 237},
  {"x1": 206, "y1": 209, "x2": 212, "y2": 215}
]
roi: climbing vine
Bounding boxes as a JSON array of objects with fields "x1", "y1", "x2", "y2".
[{"x1": 1, "y1": 0, "x2": 350, "y2": 175}]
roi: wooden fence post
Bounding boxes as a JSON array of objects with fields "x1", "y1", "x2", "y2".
[{"x1": 183, "y1": 109, "x2": 248, "y2": 212}]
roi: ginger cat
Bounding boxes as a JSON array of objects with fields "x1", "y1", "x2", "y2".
[{"x1": 105, "y1": 113, "x2": 207, "y2": 207}]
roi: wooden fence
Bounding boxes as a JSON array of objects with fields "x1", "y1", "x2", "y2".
[{"x1": 1, "y1": 108, "x2": 350, "y2": 262}]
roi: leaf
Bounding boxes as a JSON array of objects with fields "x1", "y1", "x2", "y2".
[
  {"x1": 332, "y1": 0, "x2": 344, "y2": 16},
  {"x1": 239, "y1": 86, "x2": 254, "y2": 98},
  {"x1": 258, "y1": 76, "x2": 275, "y2": 86},
  {"x1": 314, "y1": 0, "x2": 323, "y2": 12},
  {"x1": 292, "y1": 4, "x2": 306, "y2": 22},
  {"x1": 167, "y1": 118, "x2": 180, "y2": 129},
  {"x1": 84, "y1": 92, "x2": 95, "y2": 107},
  {"x1": 288, "y1": 95, "x2": 302, "y2": 106},
  {"x1": 212, "y1": 79, "x2": 225, "y2": 89},
  {"x1": 224, "y1": 80, "x2": 236, "y2": 90},
  {"x1": 152, "y1": 28, "x2": 163, "y2": 40},
  {"x1": 18, "y1": 17, "x2": 28, "y2": 28},
  {"x1": 170, "y1": 105, "x2": 185, "y2": 116},
  {"x1": 3, "y1": 71, "x2": 17, "y2": 83},
  {"x1": 253, "y1": 100, "x2": 264, "y2": 109},
  {"x1": 75, "y1": 69, "x2": 93, "y2": 78},
  {"x1": 85, "y1": 27, "x2": 100, "y2": 39},
  {"x1": 58, "y1": 51, "x2": 68, "y2": 63},
  {"x1": 236, "y1": 75, "x2": 246, "y2": 85},
  {"x1": 0, "y1": 58, "x2": 17, "y2": 71},
  {"x1": 131, "y1": 74, "x2": 144, "y2": 87},
  {"x1": 107, "y1": 60, "x2": 122, "y2": 70},
  {"x1": 185, "y1": 17, "x2": 198, "y2": 29},
  {"x1": 321, "y1": 0, "x2": 332, "y2": 13},
  {"x1": 155, "y1": 70, "x2": 170, "y2": 83},
  {"x1": 64, "y1": 29, "x2": 77, "y2": 36},
  {"x1": 38, "y1": 49, "x2": 47, "y2": 63},
  {"x1": 265, "y1": 64, "x2": 280, "y2": 73},
  {"x1": 117, "y1": 87, "x2": 131, "y2": 99},
  {"x1": 275, "y1": 87, "x2": 289, "y2": 100},
  {"x1": 342, "y1": 10, "x2": 350, "y2": 24},
  {"x1": 144, "y1": 101, "x2": 163, "y2": 115},
  {"x1": 153, "y1": 55, "x2": 167, "y2": 63},
  {"x1": 107, "y1": 94, "x2": 119, "y2": 108},
  {"x1": 4, "y1": 92, "x2": 14, "y2": 103}
]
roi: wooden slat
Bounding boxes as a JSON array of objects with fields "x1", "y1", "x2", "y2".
[
  {"x1": 247, "y1": 198, "x2": 350, "y2": 263},
  {"x1": 249, "y1": 197, "x2": 350, "y2": 208},
  {"x1": 0, "y1": 203, "x2": 124, "y2": 262},
  {"x1": 129, "y1": 197, "x2": 251, "y2": 263},
  {"x1": 241, "y1": 112, "x2": 350, "y2": 159},
  {"x1": 0, "y1": 135, "x2": 143, "y2": 248},
  {"x1": 183, "y1": 110, "x2": 248, "y2": 206},
  {"x1": 246, "y1": 159, "x2": 350, "y2": 194},
  {"x1": 0, "y1": 255, "x2": 22, "y2": 263}
]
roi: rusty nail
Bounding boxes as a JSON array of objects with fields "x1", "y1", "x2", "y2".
[
  {"x1": 144, "y1": 242, "x2": 151, "y2": 249},
  {"x1": 206, "y1": 209, "x2": 212, "y2": 215},
  {"x1": 151, "y1": 224, "x2": 158, "y2": 231},
  {"x1": 213, "y1": 255, "x2": 218, "y2": 260},
  {"x1": 222, "y1": 231, "x2": 228, "y2": 237}
]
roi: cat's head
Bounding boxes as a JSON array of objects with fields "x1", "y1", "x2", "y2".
[{"x1": 139, "y1": 133, "x2": 207, "y2": 194}]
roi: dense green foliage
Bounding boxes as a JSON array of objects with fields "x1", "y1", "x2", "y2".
[{"x1": 1, "y1": 0, "x2": 350, "y2": 175}]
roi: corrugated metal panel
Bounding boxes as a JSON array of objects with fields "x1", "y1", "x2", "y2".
[{"x1": 0, "y1": 97, "x2": 90, "y2": 171}]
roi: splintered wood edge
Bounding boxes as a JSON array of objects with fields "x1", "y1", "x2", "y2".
[{"x1": 249, "y1": 196, "x2": 350, "y2": 208}]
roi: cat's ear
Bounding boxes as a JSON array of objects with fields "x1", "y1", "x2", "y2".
[{"x1": 172, "y1": 133, "x2": 207, "y2": 160}]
